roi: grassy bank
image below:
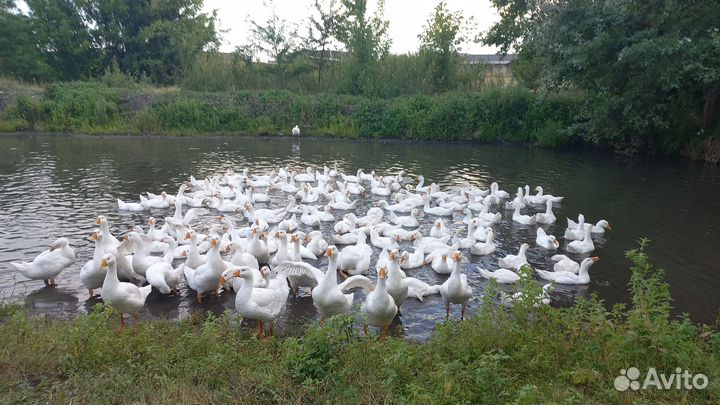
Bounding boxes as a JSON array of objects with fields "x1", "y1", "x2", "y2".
[
  {"x1": 1, "y1": 243, "x2": 718, "y2": 404},
  {"x1": 0, "y1": 78, "x2": 579, "y2": 146}
]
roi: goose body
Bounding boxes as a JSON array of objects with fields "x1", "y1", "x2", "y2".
[
  {"x1": 437, "y1": 252, "x2": 473, "y2": 319},
  {"x1": 498, "y1": 243, "x2": 529, "y2": 269},
  {"x1": 100, "y1": 254, "x2": 152, "y2": 326},
  {"x1": 536, "y1": 257, "x2": 598, "y2": 284},
  {"x1": 535, "y1": 228, "x2": 559, "y2": 250},
  {"x1": 12, "y1": 237, "x2": 75, "y2": 285}
]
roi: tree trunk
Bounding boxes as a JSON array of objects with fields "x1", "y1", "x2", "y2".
[{"x1": 702, "y1": 87, "x2": 720, "y2": 130}]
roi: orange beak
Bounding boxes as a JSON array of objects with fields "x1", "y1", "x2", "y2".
[
  {"x1": 95, "y1": 217, "x2": 101, "y2": 225},
  {"x1": 607, "y1": 224, "x2": 613, "y2": 230},
  {"x1": 210, "y1": 239, "x2": 218, "y2": 247},
  {"x1": 90, "y1": 232, "x2": 97, "y2": 241},
  {"x1": 378, "y1": 266, "x2": 387, "y2": 279},
  {"x1": 185, "y1": 232, "x2": 191, "y2": 240},
  {"x1": 591, "y1": 257, "x2": 600, "y2": 262},
  {"x1": 452, "y1": 252, "x2": 462, "y2": 262},
  {"x1": 100, "y1": 258, "x2": 108, "y2": 268},
  {"x1": 49, "y1": 244, "x2": 56, "y2": 252},
  {"x1": 324, "y1": 247, "x2": 333, "y2": 257}
]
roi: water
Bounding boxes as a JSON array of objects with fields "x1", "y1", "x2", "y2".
[{"x1": 1, "y1": 133, "x2": 719, "y2": 340}]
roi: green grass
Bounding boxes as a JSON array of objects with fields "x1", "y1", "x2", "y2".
[
  {"x1": 1, "y1": 242, "x2": 718, "y2": 404},
  {"x1": 0, "y1": 78, "x2": 581, "y2": 146}
]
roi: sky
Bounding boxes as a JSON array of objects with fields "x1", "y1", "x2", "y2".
[{"x1": 203, "y1": 0, "x2": 502, "y2": 55}]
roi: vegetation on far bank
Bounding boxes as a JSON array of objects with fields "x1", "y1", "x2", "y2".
[
  {"x1": 0, "y1": 78, "x2": 579, "y2": 147},
  {"x1": 1, "y1": 243, "x2": 718, "y2": 404}
]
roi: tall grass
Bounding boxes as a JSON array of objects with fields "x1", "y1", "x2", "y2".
[
  {"x1": 0, "y1": 242, "x2": 717, "y2": 404},
  {"x1": 0, "y1": 80, "x2": 581, "y2": 145}
]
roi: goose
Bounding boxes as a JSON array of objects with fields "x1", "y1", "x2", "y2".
[
  {"x1": 140, "y1": 192, "x2": 170, "y2": 209},
  {"x1": 370, "y1": 226, "x2": 400, "y2": 250},
  {"x1": 337, "y1": 232, "x2": 373, "y2": 277},
  {"x1": 300, "y1": 205, "x2": 321, "y2": 227},
  {"x1": 498, "y1": 243, "x2": 529, "y2": 269},
  {"x1": 340, "y1": 169, "x2": 362, "y2": 183},
  {"x1": 536, "y1": 257, "x2": 598, "y2": 284},
  {"x1": 589, "y1": 219, "x2": 612, "y2": 234},
  {"x1": 532, "y1": 186, "x2": 564, "y2": 203},
  {"x1": 505, "y1": 187, "x2": 526, "y2": 210},
  {"x1": 305, "y1": 246, "x2": 375, "y2": 323},
  {"x1": 146, "y1": 261, "x2": 185, "y2": 295},
  {"x1": 437, "y1": 251, "x2": 473, "y2": 319},
  {"x1": 299, "y1": 184, "x2": 320, "y2": 203},
  {"x1": 12, "y1": 237, "x2": 75, "y2": 286},
  {"x1": 564, "y1": 214, "x2": 586, "y2": 240},
  {"x1": 355, "y1": 207, "x2": 385, "y2": 227},
  {"x1": 470, "y1": 228, "x2": 496, "y2": 256},
  {"x1": 183, "y1": 235, "x2": 227, "y2": 303},
  {"x1": 95, "y1": 215, "x2": 121, "y2": 248},
  {"x1": 361, "y1": 266, "x2": 397, "y2": 338},
  {"x1": 327, "y1": 199, "x2": 357, "y2": 210},
  {"x1": 181, "y1": 230, "x2": 207, "y2": 269},
  {"x1": 230, "y1": 238, "x2": 260, "y2": 270},
  {"x1": 314, "y1": 205, "x2": 336, "y2": 222},
  {"x1": 430, "y1": 218, "x2": 452, "y2": 238},
  {"x1": 500, "y1": 283, "x2": 554, "y2": 308},
  {"x1": 270, "y1": 230, "x2": 292, "y2": 267},
  {"x1": 292, "y1": 125, "x2": 300, "y2": 136},
  {"x1": 387, "y1": 250, "x2": 439, "y2": 305},
  {"x1": 273, "y1": 233, "x2": 322, "y2": 295},
  {"x1": 244, "y1": 204, "x2": 286, "y2": 224},
  {"x1": 246, "y1": 227, "x2": 270, "y2": 264},
  {"x1": 117, "y1": 198, "x2": 146, "y2": 212},
  {"x1": 127, "y1": 232, "x2": 172, "y2": 277},
  {"x1": 423, "y1": 195, "x2": 454, "y2": 216},
  {"x1": 535, "y1": 200, "x2": 557, "y2": 225},
  {"x1": 477, "y1": 201, "x2": 502, "y2": 223},
  {"x1": 478, "y1": 266, "x2": 520, "y2": 284},
  {"x1": 567, "y1": 226, "x2": 595, "y2": 254},
  {"x1": 332, "y1": 232, "x2": 359, "y2": 245},
  {"x1": 246, "y1": 186, "x2": 270, "y2": 203},
  {"x1": 277, "y1": 214, "x2": 299, "y2": 232},
  {"x1": 294, "y1": 167, "x2": 316, "y2": 183},
  {"x1": 399, "y1": 244, "x2": 425, "y2": 269},
  {"x1": 80, "y1": 230, "x2": 107, "y2": 297},
  {"x1": 551, "y1": 254, "x2": 580, "y2": 274},
  {"x1": 536, "y1": 228, "x2": 560, "y2": 250},
  {"x1": 212, "y1": 193, "x2": 243, "y2": 213},
  {"x1": 370, "y1": 177, "x2": 392, "y2": 196},
  {"x1": 490, "y1": 182, "x2": 510, "y2": 199},
  {"x1": 512, "y1": 204, "x2": 537, "y2": 225},
  {"x1": 281, "y1": 176, "x2": 300, "y2": 194},
  {"x1": 224, "y1": 266, "x2": 289, "y2": 338},
  {"x1": 472, "y1": 222, "x2": 493, "y2": 242},
  {"x1": 415, "y1": 175, "x2": 426, "y2": 192},
  {"x1": 383, "y1": 227, "x2": 417, "y2": 241},
  {"x1": 304, "y1": 231, "x2": 329, "y2": 256},
  {"x1": 100, "y1": 254, "x2": 152, "y2": 327},
  {"x1": 429, "y1": 251, "x2": 453, "y2": 275},
  {"x1": 387, "y1": 208, "x2": 420, "y2": 227},
  {"x1": 411, "y1": 232, "x2": 452, "y2": 252},
  {"x1": 376, "y1": 199, "x2": 414, "y2": 213},
  {"x1": 145, "y1": 217, "x2": 167, "y2": 241}
]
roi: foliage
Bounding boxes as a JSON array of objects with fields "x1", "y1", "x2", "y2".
[
  {"x1": 334, "y1": 0, "x2": 391, "y2": 95},
  {"x1": 418, "y1": 1, "x2": 474, "y2": 93},
  {"x1": 0, "y1": 244, "x2": 717, "y2": 404},
  {"x1": 485, "y1": 0, "x2": 720, "y2": 152},
  {"x1": 303, "y1": 0, "x2": 342, "y2": 87},
  {"x1": 0, "y1": 1, "x2": 48, "y2": 80},
  {"x1": 0, "y1": 80, "x2": 579, "y2": 143}
]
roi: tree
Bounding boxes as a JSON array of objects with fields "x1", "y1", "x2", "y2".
[
  {"x1": 418, "y1": 1, "x2": 472, "y2": 92},
  {"x1": 334, "y1": 0, "x2": 391, "y2": 95},
  {"x1": 0, "y1": 0, "x2": 47, "y2": 80},
  {"x1": 79, "y1": 0, "x2": 218, "y2": 83},
  {"x1": 484, "y1": 0, "x2": 720, "y2": 151},
  {"x1": 244, "y1": 0, "x2": 298, "y2": 64},
  {"x1": 304, "y1": 0, "x2": 340, "y2": 86},
  {"x1": 26, "y1": 0, "x2": 100, "y2": 80}
]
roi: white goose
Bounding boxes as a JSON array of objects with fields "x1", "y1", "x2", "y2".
[
  {"x1": 535, "y1": 200, "x2": 556, "y2": 225},
  {"x1": 304, "y1": 231, "x2": 329, "y2": 256},
  {"x1": 387, "y1": 250, "x2": 439, "y2": 305},
  {"x1": 146, "y1": 261, "x2": 185, "y2": 295},
  {"x1": 423, "y1": 195, "x2": 454, "y2": 216},
  {"x1": 567, "y1": 226, "x2": 595, "y2": 254},
  {"x1": 535, "y1": 228, "x2": 560, "y2": 250},
  {"x1": 498, "y1": 243, "x2": 529, "y2": 269},
  {"x1": 80, "y1": 229, "x2": 107, "y2": 297},
  {"x1": 387, "y1": 208, "x2": 420, "y2": 228},
  {"x1": 564, "y1": 214, "x2": 586, "y2": 240},
  {"x1": 100, "y1": 253, "x2": 152, "y2": 327},
  {"x1": 470, "y1": 228, "x2": 496, "y2": 256},
  {"x1": 399, "y1": 244, "x2": 425, "y2": 269},
  {"x1": 273, "y1": 233, "x2": 322, "y2": 295},
  {"x1": 361, "y1": 266, "x2": 397, "y2": 338},
  {"x1": 512, "y1": 204, "x2": 537, "y2": 225},
  {"x1": 478, "y1": 266, "x2": 520, "y2": 284},
  {"x1": 270, "y1": 230, "x2": 292, "y2": 267},
  {"x1": 551, "y1": 254, "x2": 581, "y2": 274},
  {"x1": 224, "y1": 266, "x2": 289, "y2": 338},
  {"x1": 437, "y1": 251, "x2": 473, "y2": 319},
  {"x1": 337, "y1": 232, "x2": 373, "y2": 277},
  {"x1": 12, "y1": 237, "x2": 75, "y2": 286},
  {"x1": 536, "y1": 257, "x2": 598, "y2": 284},
  {"x1": 183, "y1": 235, "x2": 227, "y2": 303}
]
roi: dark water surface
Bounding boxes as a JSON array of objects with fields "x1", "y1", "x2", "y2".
[{"x1": 1, "y1": 134, "x2": 719, "y2": 340}]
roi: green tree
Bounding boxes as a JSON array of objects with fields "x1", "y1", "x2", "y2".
[
  {"x1": 0, "y1": 0, "x2": 47, "y2": 80},
  {"x1": 26, "y1": 0, "x2": 100, "y2": 80},
  {"x1": 334, "y1": 0, "x2": 391, "y2": 95},
  {"x1": 304, "y1": 0, "x2": 340, "y2": 86},
  {"x1": 418, "y1": 1, "x2": 472, "y2": 93},
  {"x1": 80, "y1": 0, "x2": 218, "y2": 83},
  {"x1": 485, "y1": 0, "x2": 720, "y2": 151}
]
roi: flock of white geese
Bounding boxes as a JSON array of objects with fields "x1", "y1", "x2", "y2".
[{"x1": 11, "y1": 165, "x2": 610, "y2": 337}]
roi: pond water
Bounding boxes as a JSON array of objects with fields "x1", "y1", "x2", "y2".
[{"x1": 1, "y1": 134, "x2": 719, "y2": 340}]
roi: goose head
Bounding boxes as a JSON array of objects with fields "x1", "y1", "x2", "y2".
[
  {"x1": 580, "y1": 257, "x2": 599, "y2": 273},
  {"x1": 90, "y1": 229, "x2": 103, "y2": 242},
  {"x1": 50, "y1": 237, "x2": 69, "y2": 251},
  {"x1": 95, "y1": 215, "x2": 107, "y2": 226},
  {"x1": 378, "y1": 266, "x2": 388, "y2": 280},
  {"x1": 389, "y1": 249, "x2": 399, "y2": 262},
  {"x1": 100, "y1": 253, "x2": 115, "y2": 270},
  {"x1": 597, "y1": 220, "x2": 612, "y2": 230},
  {"x1": 324, "y1": 245, "x2": 338, "y2": 258},
  {"x1": 452, "y1": 251, "x2": 462, "y2": 262}
]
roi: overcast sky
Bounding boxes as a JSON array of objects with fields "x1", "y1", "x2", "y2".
[{"x1": 203, "y1": 0, "x2": 502, "y2": 55}]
